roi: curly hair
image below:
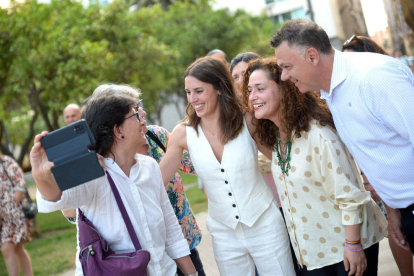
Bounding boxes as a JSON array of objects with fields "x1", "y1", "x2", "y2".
[
  {"x1": 183, "y1": 57, "x2": 244, "y2": 144},
  {"x1": 241, "y1": 57, "x2": 334, "y2": 150}
]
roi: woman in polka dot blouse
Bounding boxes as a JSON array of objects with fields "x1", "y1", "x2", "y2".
[{"x1": 242, "y1": 57, "x2": 388, "y2": 276}]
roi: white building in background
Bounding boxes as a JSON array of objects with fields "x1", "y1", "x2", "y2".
[{"x1": 264, "y1": 0, "x2": 368, "y2": 50}]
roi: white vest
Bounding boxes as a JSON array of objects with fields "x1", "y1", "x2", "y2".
[{"x1": 186, "y1": 120, "x2": 273, "y2": 229}]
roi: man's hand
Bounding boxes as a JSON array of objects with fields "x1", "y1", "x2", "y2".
[
  {"x1": 363, "y1": 183, "x2": 381, "y2": 203},
  {"x1": 386, "y1": 207, "x2": 410, "y2": 250}
]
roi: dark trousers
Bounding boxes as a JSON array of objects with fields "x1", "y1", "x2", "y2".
[
  {"x1": 300, "y1": 243, "x2": 379, "y2": 276},
  {"x1": 400, "y1": 203, "x2": 414, "y2": 255},
  {"x1": 177, "y1": 248, "x2": 206, "y2": 276}
]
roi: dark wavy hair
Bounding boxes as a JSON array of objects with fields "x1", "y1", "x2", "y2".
[
  {"x1": 183, "y1": 57, "x2": 244, "y2": 144},
  {"x1": 342, "y1": 35, "x2": 389, "y2": 55},
  {"x1": 230, "y1": 52, "x2": 261, "y2": 73},
  {"x1": 241, "y1": 57, "x2": 334, "y2": 149},
  {"x1": 82, "y1": 94, "x2": 135, "y2": 158}
]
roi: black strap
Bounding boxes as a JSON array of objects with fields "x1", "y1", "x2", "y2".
[
  {"x1": 146, "y1": 130, "x2": 166, "y2": 153},
  {"x1": 0, "y1": 157, "x2": 32, "y2": 203},
  {"x1": 106, "y1": 171, "x2": 142, "y2": 251}
]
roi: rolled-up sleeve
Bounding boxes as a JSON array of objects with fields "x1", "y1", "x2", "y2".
[
  {"x1": 320, "y1": 140, "x2": 370, "y2": 225},
  {"x1": 36, "y1": 176, "x2": 103, "y2": 213}
]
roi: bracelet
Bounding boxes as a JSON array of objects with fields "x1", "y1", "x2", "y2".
[
  {"x1": 185, "y1": 273, "x2": 198, "y2": 276},
  {"x1": 345, "y1": 243, "x2": 363, "y2": 252},
  {"x1": 346, "y1": 239, "x2": 361, "y2": 244},
  {"x1": 363, "y1": 182, "x2": 370, "y2": 185}
]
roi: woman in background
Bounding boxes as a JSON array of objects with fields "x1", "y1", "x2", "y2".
[{"x1": 0, "y1": 150, "x2": 33, "y2": 276}]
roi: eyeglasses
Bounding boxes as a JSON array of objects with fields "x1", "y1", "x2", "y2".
[
  {"x1": 124, "y1": 112, "x2": 140, "y2": 122},
  {"x1": 133, "y1": 100, "x2": 144, "y2": 113},
  {"x1": 343, "y1": 35, "x2": 365, "y2": 49}
]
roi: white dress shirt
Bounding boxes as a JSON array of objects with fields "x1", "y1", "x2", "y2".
[
  {"x1": 320, "y1": 50, "x2": 414, "y2": 209},
  {"x1": 37, "y1": 154, "x2": 190, "y2": 276}
]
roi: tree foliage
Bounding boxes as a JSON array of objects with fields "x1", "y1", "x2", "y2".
[{"x1": 0, "y1": 0, "x2": 274, "y2": 166}]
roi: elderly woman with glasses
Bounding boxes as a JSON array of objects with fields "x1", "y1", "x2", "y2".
[{"x1": 30, "y1": 85, "x2": 197, "y2": 276}]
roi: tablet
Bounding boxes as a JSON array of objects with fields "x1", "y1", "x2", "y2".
[{"x1": 41, "y1": 120, "x2": 105, "y2": 191}]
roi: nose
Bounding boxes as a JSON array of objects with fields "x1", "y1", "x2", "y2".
[
  {"x1": 187, "y1": 92, "x2": 196, "y2": 103},
  {"x1": 248, "y1": 89, "x2": 256, "y2": 102},
  {"x1": 280, "y1": 69, "x2": 290, "y2": 81},
  {"x1": 138, "y1": 108, "x2": 147, "y2": 118}
]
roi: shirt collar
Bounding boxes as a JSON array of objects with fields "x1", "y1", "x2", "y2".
[{"x1": 320, "y1": 49, "x2": 347, "y2": 99}]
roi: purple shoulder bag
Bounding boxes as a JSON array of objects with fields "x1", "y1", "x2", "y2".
[{"x1": 78, "y1": 171, "x2": 151, "y2": 276}]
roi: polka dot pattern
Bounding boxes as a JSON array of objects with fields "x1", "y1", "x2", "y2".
[
  {"x1": 318, "y1": 252, "x2": 325, "y2": 258},
  {"x1": 319, "y1": 237, "x2": 326, "y2": 243},
  {"x1": 303, "y1": 234, "x2": 309, "y2": 240},
  {"x1": 334, "y1": 227, "x2": 341, "y2": 233},
  {"x1": 295, "y1": 148, "x2": 300, "y2": 154},
  {"x1": 314, "y1": 147, "x2": 320, "y2": 154},
  {"x1": 303, "y1": 186, "x2": 310, "y2": 192},
  {"x1": 306, "y1": 155, "x2": 312, "y2": 162},
  {"x1": 344, "y1": 214, "x2": 350, "y2": 221},
  {"x1": 322, "y1": 212, "x2": 329, "y2": 218},
  {"x1": 304, "y1": 171, "x2": 312, "y2": 177}
]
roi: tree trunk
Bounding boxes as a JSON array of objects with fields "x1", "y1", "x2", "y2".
[
  {"x1": 17, "y1": 109, "x2": 39, "y2": 166},
  {"x1": 0, "y1": 120, "x2": 14, "y2": 158}
]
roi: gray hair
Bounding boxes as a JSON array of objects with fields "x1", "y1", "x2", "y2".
[
  {"x1": 91, "y1": 84, "x2": 141, "y2": 99},
  {"x1": 269, "y1": 18, "x2": 332, "y2": 55}
]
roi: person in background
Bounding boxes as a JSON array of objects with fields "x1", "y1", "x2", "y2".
[
  {"x1": 342, "y1": 35, "x2": 414, "y2": 276},
  {"x1": 0, "y1": 150, "x2": 34, "y2": 276},
  {"x1": 271, "y1": 18, "x2": 414, "y2": 254},
  {"x1": 244, "y1": 57, "x2": 387, "y2": 276},
  {"x1": 207, "y1": 49, "x2": 229, "y2": 66},
  {"x1": 31, "y1": 90, "x2": 197, "y2": 276},
  {"x1": 394, "y1": 50, "x2": 411, "y2": 67},
  {"x1": 63, "y1": 103, "x2": 81, "y2": 125}
]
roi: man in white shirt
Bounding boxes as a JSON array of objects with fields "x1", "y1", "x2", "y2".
[{"x1": 270, "y1": 18, "x2": 414, "y2": 255}]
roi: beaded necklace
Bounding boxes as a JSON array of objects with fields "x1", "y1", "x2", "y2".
[{"x1": 275, "y1": 134, "x2": 292, "y2": 176}]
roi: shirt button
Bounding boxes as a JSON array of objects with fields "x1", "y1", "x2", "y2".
[
  {"x1": 235, "y1": 216, "x2": 239, "y2": 219},
  {"x1": 221, "y1": 169, "x2": 225, "y2": 172},
  {"x1": 232, "y1": 204, "x2": 236, "y2": 207},
  {"x1": 225, "y1": 181, "x2": 228, "y2": 184},
  {"x1": 228, "y1": 192, "x2": 232, "y2": 196}
]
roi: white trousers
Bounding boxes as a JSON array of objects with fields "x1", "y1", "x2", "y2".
[{"x1": 206, "y1": 201, "x2": 295, "y2": 276}]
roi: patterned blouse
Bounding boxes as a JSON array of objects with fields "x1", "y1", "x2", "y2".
[
  {"x1": 146, "y1": 125, "x2": 201, "y2": 250},
  {"x1": 271, "y1": 121, "x2": 387, "y2": 270}
]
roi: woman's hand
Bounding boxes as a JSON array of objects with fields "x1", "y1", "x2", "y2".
[
  {"x1": 14, "y1": 190, "x2": 25, "y2": 205},
  {"x1": 343, "y1": 246, "x2": 367, "y2": 276},
  {"x1": 30, "y1": 131, "x2": 62, "y2": 202},
  {"x1": 30, "y1": 131, "x2": 54, "y2": 179}
]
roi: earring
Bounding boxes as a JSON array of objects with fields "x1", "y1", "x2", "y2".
[{"x1": 121, "y1": 135, "x2": 124, "y2": 139}]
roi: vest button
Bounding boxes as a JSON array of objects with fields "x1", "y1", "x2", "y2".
[
  {"x1": 221, "y1": 169, "x2": 225, "y2": 172},
  {"x1": 225, "y1": 181, "x2": 228, "y2": 184},
  {"x1": 228, "y1": 192, "x2": 232, "y2": 196},
  {"x1": 235, "y1": 216, "x2": 239, "y2": 219},
  {"x1": 232, "y1": 204, "x2": 236, "y2": 207}
]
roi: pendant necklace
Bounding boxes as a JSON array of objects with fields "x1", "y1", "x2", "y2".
[
  {"x1": 203, "y1": 125, "x2": 219, "y2": 136},
  {"x1": 275, "y1": 133, "x2": 292, "y2": 176}
]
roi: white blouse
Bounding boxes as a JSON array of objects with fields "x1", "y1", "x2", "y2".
[
  {"x1": 37, "y1": 154, "x2": 189, "y2": 276},
  {"x1": 271, "y1": 121, "x2": 387, "y2": 270}
]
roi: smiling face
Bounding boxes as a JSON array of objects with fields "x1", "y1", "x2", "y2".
[
  {"x1": 248, "y1": 69, "x2": 281, "y2": 122},
  {"x1": 274, "y1": 41, "x2": 318, "y2": 93},
  {"x1": 232, "y1": 61, "x2": 248, "y2": 97},
  {"x1": 185, "y1": 75, "x2": 221, "y2": 119},
  {"x1": 119, "y1": 104, "x2": 148, "y2": 148}
]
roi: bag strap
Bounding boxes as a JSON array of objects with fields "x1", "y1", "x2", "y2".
[
  {"x1": 0, "y1": 157, "x2": 33, "y2": 203},
  {"x1": 106, "y1": 171, "x2": 142, "y2": 251},
  {"x1": 146, "y1": 130, "x2": 166, "y2": 153}
]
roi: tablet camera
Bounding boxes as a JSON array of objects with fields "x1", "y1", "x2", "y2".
[{"x1": 74, "y1": 125, "x2": 85, "y2": 134}]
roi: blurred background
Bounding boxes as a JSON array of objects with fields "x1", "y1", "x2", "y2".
[{"x1": 0, "y1": 0, "x2": 413, "y2": 170}]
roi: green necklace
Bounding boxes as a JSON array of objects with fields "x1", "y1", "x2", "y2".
[{"x1": 275, "y1": 135, "x2": 292, "y2": 176}]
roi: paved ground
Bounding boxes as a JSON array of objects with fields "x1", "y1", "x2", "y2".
[{"x1": 59, "y1": 210, "x2": 401, "y2": 276}]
